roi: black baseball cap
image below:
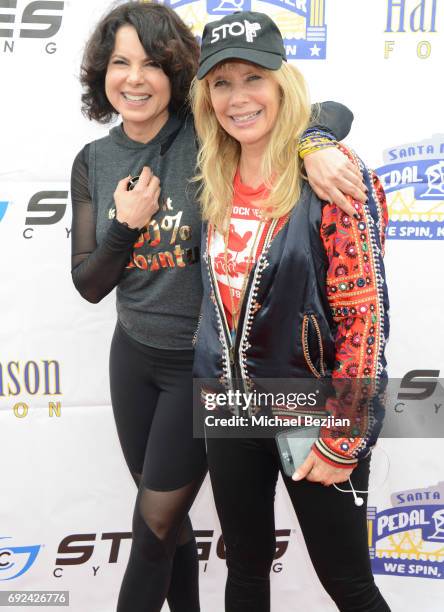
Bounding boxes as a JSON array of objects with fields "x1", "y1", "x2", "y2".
[{"x1": 197, "y1": 11, "x2": 287, "y2": 80}]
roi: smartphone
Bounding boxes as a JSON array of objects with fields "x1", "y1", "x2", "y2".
[{"x1": 275, "y1": 425, "x2": 321, "y2": 477}]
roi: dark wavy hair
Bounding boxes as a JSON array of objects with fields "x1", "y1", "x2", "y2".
[{"x1": 80, "y1": 1, "x2": 199, "y2": 122}]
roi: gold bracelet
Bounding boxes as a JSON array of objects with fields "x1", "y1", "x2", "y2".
[{"x1": 299, "y1": 142, "x2": 337, "y2": 160}]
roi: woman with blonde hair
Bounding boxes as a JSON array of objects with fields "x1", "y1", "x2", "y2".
[{"x1": 191, "y1": 11, "x2": 391, "y2": 612}]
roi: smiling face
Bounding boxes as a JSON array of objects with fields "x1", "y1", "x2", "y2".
[
  {"x1": 207, "y1": 61, "x2": 281, "y2": 155},
  {"x1": 105, "y1": 25, "x2": 171, "y2": 142}
]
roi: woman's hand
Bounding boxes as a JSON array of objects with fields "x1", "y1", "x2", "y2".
[
  {"x1": 292, "y1": 450, "x2": 354, "y2": 486},
  {"x1": 114, "y1": 165, "x2": 160, "y2": 230},
  {"x1": 303, "y1": 147, "x2": 368, "y2": 218}
]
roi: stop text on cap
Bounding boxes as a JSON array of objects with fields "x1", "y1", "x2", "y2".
[{"x1": 210, "y1": 20, "x2": 262, "y2": 45}]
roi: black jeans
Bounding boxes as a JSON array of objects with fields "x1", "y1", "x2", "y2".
[{"x1": 206, "y1": 436, "x2": 391, "y2": 612}]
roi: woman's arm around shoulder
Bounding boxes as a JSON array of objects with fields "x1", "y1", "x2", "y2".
[{"x1": 300, "y1": 102, "x2": 369, "y2": 216}]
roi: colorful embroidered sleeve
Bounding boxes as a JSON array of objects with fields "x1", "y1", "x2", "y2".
[{"x1": 311, "y1": 145, "x2": 390, "y2": 469}]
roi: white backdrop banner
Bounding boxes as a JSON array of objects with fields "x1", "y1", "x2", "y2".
[{"x1": 1, "y1": 1, "x2": 443, "y2": 611}]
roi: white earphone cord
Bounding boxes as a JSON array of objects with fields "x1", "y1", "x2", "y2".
[{"x1": 333, "y1": 446, "x2": 390, "y2": 506}]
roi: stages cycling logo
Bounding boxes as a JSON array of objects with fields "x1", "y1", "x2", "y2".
[
  {"x1": 368, "y1": 482, "x2": 444, "y2": 579},
  {"x1": 195, "y1": 529, "x2": 291, "y2": 573},
  {"x1": 52, "y1": 529, "x2": 292, "y2": 577},
  {"x1": 0, "y1": 537, "x2": 42, "y2": 580},
  {"x1": 0, "y1": 0, "x2": 65, "y2": 55},
  {"x1": 23, "y1": 190, "x2": 69, "y2": 239},
  {"x1": 165, "y1": 0, "x2": 327, "y2": 59},
  {"x1": 376, "y1": 135, "x2": 444, "y2": 240},
  {"x1": 1, "y1": 187, "x2": 70, "y2": 239}
]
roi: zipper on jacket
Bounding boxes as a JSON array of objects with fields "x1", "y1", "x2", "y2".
[
  {"x1": 207, "y1": 252, "x2": 235, "y2": 381},
  {"x1": 236, "y1": 219, "x2": 279, "y2": 416},
  {"x1": 192, "y1": 312, "x2": 203, "y2": 348}
]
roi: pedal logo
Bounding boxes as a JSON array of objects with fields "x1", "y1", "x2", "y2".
[
  {"x1": 0, "y1": 201, "x2": 9, "y2": 223},
  {"x1": 165, "y1": 0, "x2": 327, "y2": 59},
  {"x1": 0, "y1": 537, "x2": 42, "y2": 580},
  {"x1": 376, "y1": 135, "x2": 444, "y2": 240},
  {"x1": 368, "y1": 482, "x2": 444, "y2": 579}
]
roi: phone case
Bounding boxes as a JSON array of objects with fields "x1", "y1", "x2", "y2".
[{"x1": 275, "y1": 425, "x2": 321, "y2": 477}]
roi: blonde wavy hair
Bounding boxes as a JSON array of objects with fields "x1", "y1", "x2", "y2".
[{"x1": 190, "y1": 61, "x2": 312, "y2": 228}]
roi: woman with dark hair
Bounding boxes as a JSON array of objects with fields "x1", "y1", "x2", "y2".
[
  {"x1": 72, "y1": 7, "x2": 205, "y2": 612},
  {"x1": 70, "y1": 2, "x2": 368, "y2": 611}
]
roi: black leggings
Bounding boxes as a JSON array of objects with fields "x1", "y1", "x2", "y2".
[
  {"x1": 109, "y1": 323, "x2": 207, "y2": 612},
  {"x1": 207, "y1": 436, "x2": 391, "y2": 612}
]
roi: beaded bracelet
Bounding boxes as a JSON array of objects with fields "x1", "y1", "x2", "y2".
[
  {"x1": 299, "y1": 135, "x2": 336, "y2": 150},
  {"x1": 299, "y1": 141, "x2": 337, "y2": 160},
  {"x1": 298, "y1": 129, "x2": 338, "y2": 160}
]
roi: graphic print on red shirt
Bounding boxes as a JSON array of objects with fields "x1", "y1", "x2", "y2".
[{"x1": 210, "y1": 170, "x2": 270, "y2": 329}]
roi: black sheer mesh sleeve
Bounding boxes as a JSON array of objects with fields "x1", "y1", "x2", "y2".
[
  {"x1": 310, "y1": 101, "x2": 353, "y2": 141},
  {"x1": 70, "y1": 147, "x2": 140, "y2": 303}
]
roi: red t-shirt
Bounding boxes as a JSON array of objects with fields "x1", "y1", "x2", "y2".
[{"x1": 210, "y1": 169, "x2": 270, "y2": 330}]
